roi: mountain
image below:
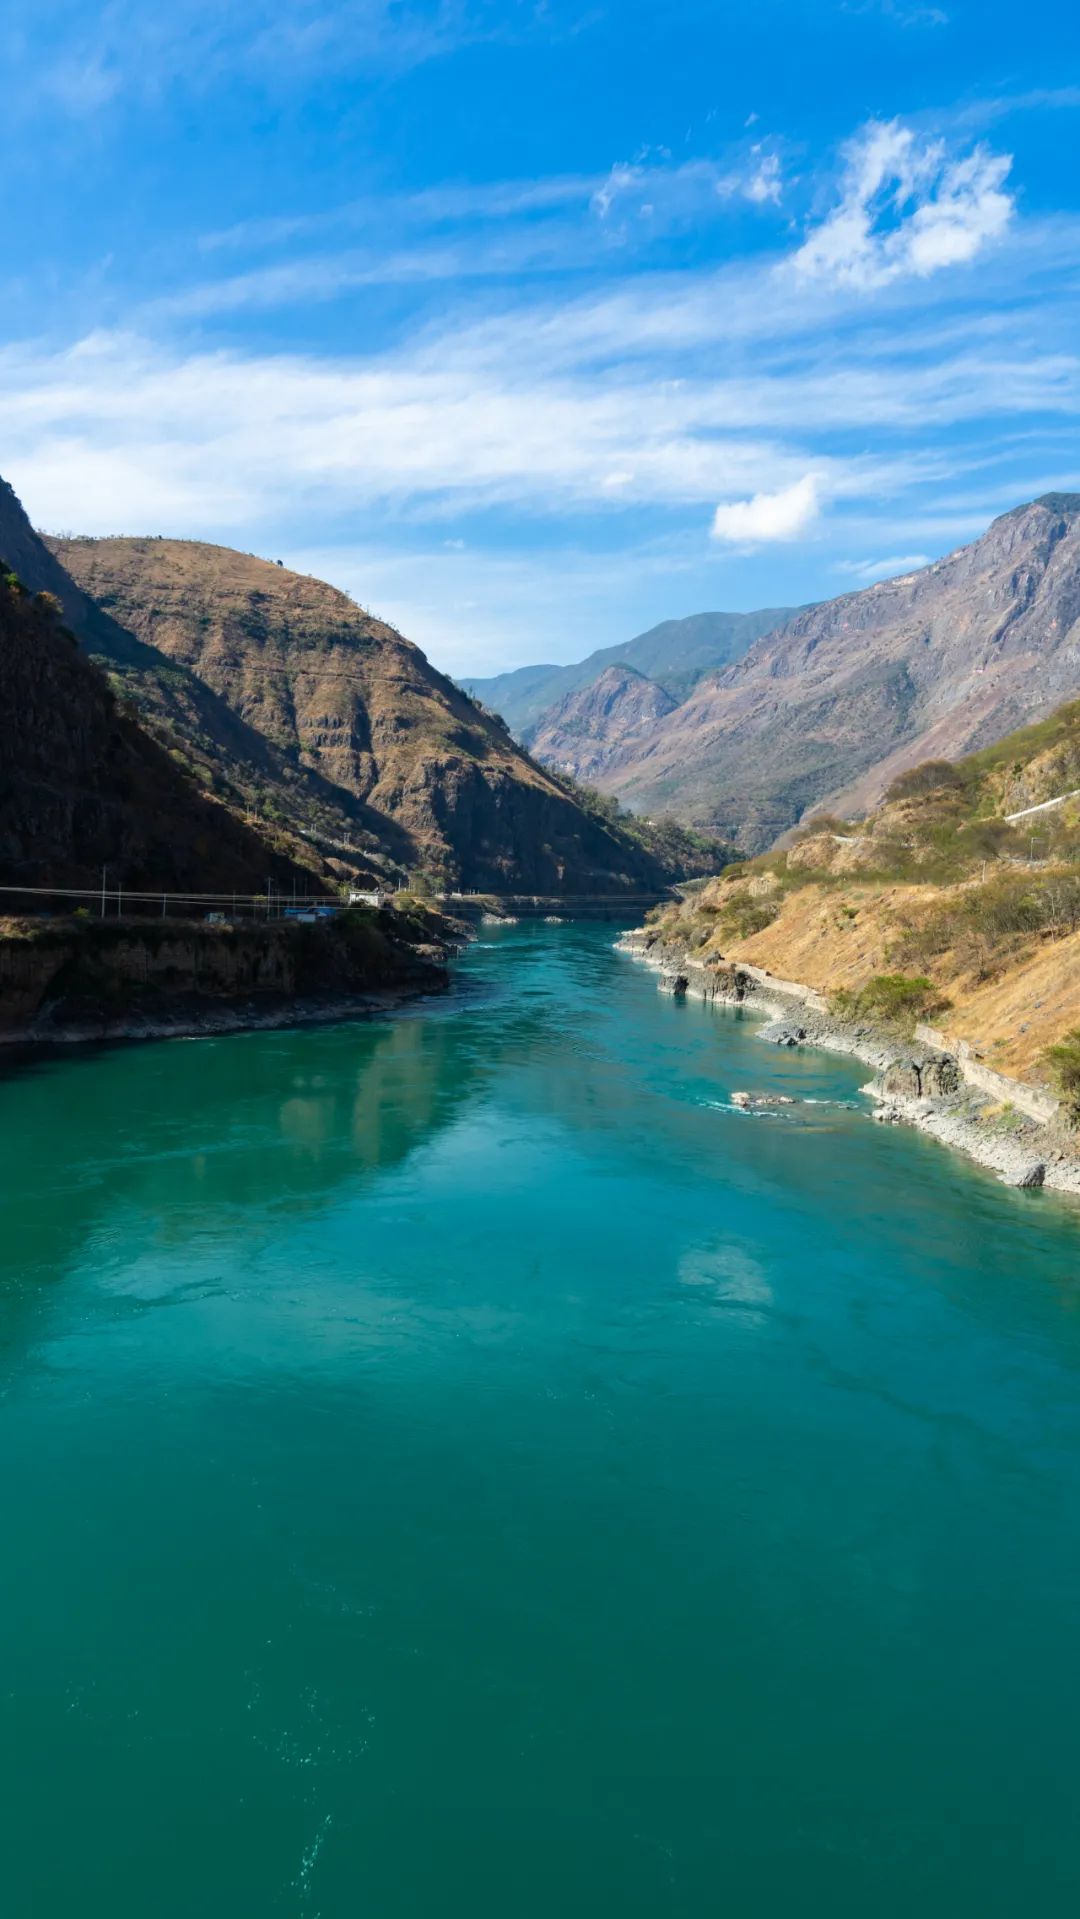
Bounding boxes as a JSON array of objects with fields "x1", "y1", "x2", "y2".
[
  {"x1": 49, "y1": 533, "x2": 678, "y2": 895},
  {"x1": 589, "y1": 496, "x2": 1080, "y2": 853},
  {"x1": 528, "y1": 665, "x2": 677, "y2": 783},
  {"x1": 464, "y1": 607, "x2": 798, "y2": 740},
  {"x1": 642, "y1": 695, "x2": 1080, "y2": 1092},
  {"x1": 0, "y1": 481, "x2": 314, "y2": 895}
]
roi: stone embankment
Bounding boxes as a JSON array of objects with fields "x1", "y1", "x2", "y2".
[{"x1": 616, "y1": 928, "x2": 1080, "y2": 1197}]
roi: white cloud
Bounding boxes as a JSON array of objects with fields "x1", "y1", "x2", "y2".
[
  {"x1": 711, "y1": 474, "x2": 821, "y2": 545},
  {"x1": 792, "y1": 119, "x2": 1013, "y2": 289},
  {"x1": 834, "y1": 552, "x2": 931, "y2": 580}
]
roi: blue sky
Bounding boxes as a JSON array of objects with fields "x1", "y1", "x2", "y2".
[{"x1": 2, "y1": 0, "x2": 1079, "y2": 674}]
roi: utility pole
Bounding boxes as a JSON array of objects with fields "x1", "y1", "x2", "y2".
[{"x1": 101, "y1": 865, "x2": 107, "y2": 918}]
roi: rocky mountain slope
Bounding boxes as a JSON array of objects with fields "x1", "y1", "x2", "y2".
[
  {"x1": 527, "y1": 665, "x2": 677, "y2": 782},
  {"x1": 587, "y1": 496, "x2": 1080, "y2": 853},
  {"x1": 465, "y1": 606, "x2": 797, "y2": 741},
  {"x1": 0, "y1": 490, "x2": 315, "y2": 897},
  {"x1": 49, "y1": 531, "x2": 679, "y2": 895}
]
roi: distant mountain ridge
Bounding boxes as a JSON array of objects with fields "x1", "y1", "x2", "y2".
[
  {"x1": 563, "y1": 495, "x2": 1080, "y2": 852},
  {"x1": 465, "y1": 606, "x2": 800, "y2": 741}
]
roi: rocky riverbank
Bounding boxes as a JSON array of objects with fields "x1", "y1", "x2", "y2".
[
  {"x1": 0, "y1": 907, "x2": 456, "y2": 1046},
  {"x1": 616, "y1": 927, "x2": 1080, "y2": 1197}
]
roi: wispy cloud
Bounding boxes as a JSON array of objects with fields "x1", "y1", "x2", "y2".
[
  {"x1": 5, "y1": 173, "x2": 1079, "y2": 546},
  {"x1": 160, "y1": 152, "x2": 789, "y2": 319},
  {"x1": 792, "y1": 119, "x2": 1013, "y2": 289},
  {"x1": 834, "y1": 552, "x2": 931, "y2": 580},
  {"x1": 843, "y1": 0, "x2": 949, "y2": 25},
  {"x1": 199, "y1": 174, "x2": 600, "y2": 256},
  {"x1": 591, "y1": 149, "x2": 785, "y2": 225},
  {"x1": 743, "y1": 151, "x2": 783, "y2": 206},
  {"x1": 24, "y1": 0, "x2": 531, "y2": 118},
  {"x1": 0, "y1": 330, "x2": 859, "y2": 531}
]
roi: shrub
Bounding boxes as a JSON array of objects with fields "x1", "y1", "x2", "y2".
[
  {"x1": 1045, "y1": 1030, "x2": 1080, "y2": 1118},
  {"x1": 717, "y1": 896, "x2": 779, "y2": 941},
  {"x1": 829, "y1": 972, "x2": 945, "y2": 1034},
  {"x1": 886, "y1": 760, "x2": 965, "y2": 802},
  {"x1": 796, "y1": 812, "x2": 848, "y2": 837}
]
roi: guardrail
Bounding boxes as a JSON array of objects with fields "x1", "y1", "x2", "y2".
[{"x1": 914, "y1": 1022, "x2": 1060, "y2": 1123}]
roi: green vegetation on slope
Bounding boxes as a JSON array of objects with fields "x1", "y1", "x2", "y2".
[
  {"x1": 644, "y1": 696, "x2": 1080, "y2": 1079},
  {"x1": 552, "y1": 774, "x2": 740, "y2": 881}
]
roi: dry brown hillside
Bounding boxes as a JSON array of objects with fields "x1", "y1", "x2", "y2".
[
  {"x1": 52, "y1": 535, "x2": 674, "y2": 895},
  {"x1": 648, "y1": 703, "x2": 1080, "y2": 1088}
]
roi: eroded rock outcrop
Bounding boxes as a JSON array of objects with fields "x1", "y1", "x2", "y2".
[{"x1": 878, "y1": 1053, "x2": 962, "y2": 1101}]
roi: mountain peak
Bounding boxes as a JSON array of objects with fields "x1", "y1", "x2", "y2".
[
  {"x1": 49, "y1": 529, "x2": 679, "y2": 894},
  {"x1": 992, "y1": 491, "x2": 1080, "y2": 527},
  {"x1": 1033, "y1": 491, "x2": 1080, "y2": 516}
]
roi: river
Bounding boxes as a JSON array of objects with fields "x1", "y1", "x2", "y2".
[{"x1": 2, "y1": 919, "x2": 1080, "y2": 1915}]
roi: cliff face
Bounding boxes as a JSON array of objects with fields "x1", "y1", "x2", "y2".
[
  {"x1": 51, "y1": 534, "x2": 671, "y2": 894},
  {"x1": 589, "y1": 496, "x2": 1080, "y2": 852},
  {"x1": 0, "y1": 529, "x2": 315, "y2": 896},
  {"x1": 529, "y1": 666, "x2": 677, "y2": 782}
]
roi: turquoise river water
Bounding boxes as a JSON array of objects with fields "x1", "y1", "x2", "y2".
[{"x1": 2, "y1": 920, "x2": 1080, "y2": 1916}]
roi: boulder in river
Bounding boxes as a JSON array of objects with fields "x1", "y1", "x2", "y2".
[
  {"x1": 1004, "y1": 1160, "x2": 1046, "y2": 1190},
  {"x1": 758, "y1": 1022, "x2": 806, "y2": 1047}
]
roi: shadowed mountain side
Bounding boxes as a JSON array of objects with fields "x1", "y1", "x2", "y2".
[{"x1": 0, "y1": 555, "x2": 317, "y2": 896}]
